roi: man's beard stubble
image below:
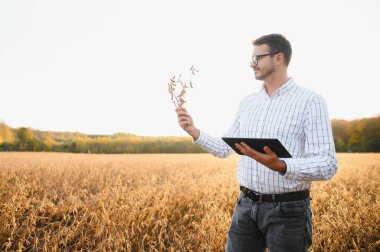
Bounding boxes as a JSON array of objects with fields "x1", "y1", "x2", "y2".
[{"x1": 254, "y1": 64, "x2": 276, "y2": 80}]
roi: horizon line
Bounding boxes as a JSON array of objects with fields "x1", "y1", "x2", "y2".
[{"x1": 1, "y1": 114, "x2": 379, "y2": 138}]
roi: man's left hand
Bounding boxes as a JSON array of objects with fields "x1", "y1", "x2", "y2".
[{"x1": 235, "y1": 142, "x2": 287, "y2": 174}]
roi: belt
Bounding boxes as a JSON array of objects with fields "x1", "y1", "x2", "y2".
[{"x1": 240, "y1": 185, "x2": 310, "y2": 203}]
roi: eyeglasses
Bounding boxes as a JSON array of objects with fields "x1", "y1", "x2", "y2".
[{"x1": 251, "y1": 52, "x2": 280, "y2": 65}]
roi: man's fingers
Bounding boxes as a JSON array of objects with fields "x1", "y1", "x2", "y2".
[
  {"x1": 240, "y1": 142, "x2": 268, "y2": 160},
  {"x1": 263, "y1": 146, "x2": 276, "y2": 156},
  {"x1": 178, "y1": 115, "x2": 190, "y2": 122},
  {"x1": 240, "y1": 142, "x2": 256, "y2": 155},
  {"x1": 235, "y1": 143, "x2": 246, "y2": 154},
  {"x1": 177, "y1": 113, "x2": 189, "y2": 118},
  {"x1": 176, "y1": 110, "x2": 190, "y2": 117},
  {"x1": 236, "y1": 142, "x2": 255, "y2": 156},
  {"x1": 178, "y1": 116, "x2": 191, "y2": 125},
  {"x1": 179, "y1": 120, "x2": 191, "y2": 126},
  {"x1": 175, "y1": 107, "x2": 187, "y2": 113}
]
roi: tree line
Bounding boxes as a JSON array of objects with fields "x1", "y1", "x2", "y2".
[
  {"x1": 331, "y1": 116, "x2": 380, "y2": 152},
  {"x1": 0, "y1": 116, "x2": 379, "y2": 153},
  {"x1": 0, "y1": 125, "x2": 204, "y2": 153}
]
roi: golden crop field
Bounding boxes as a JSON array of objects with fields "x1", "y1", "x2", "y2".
[{"x1": 0, "y1": 152, "x2": 379, "y2": 252}]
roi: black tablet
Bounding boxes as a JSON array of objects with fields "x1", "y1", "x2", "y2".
[{"x1": 222, "y1": 137, "x2": 292, "y2": 158}]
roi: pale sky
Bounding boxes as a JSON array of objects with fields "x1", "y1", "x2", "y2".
[{"x1": 1, "y1": 0, "x2": 379, "y2": 137}]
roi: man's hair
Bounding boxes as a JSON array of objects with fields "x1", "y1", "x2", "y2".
[{"x1": 252, "y1": 34, "x2": 292, "y2": 66}]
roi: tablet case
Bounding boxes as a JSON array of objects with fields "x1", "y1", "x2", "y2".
[{"x1": 222, "y1": 137, "x2": 292, "y2": 158}]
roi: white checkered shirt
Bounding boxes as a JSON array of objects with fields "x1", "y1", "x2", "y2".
[{"x1": 194, "y1": 79, "x2": 338, "y2": 194}]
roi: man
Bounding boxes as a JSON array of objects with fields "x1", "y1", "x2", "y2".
[{"x1": 175, "y1": 34, "x2": 338, "y2": 252}]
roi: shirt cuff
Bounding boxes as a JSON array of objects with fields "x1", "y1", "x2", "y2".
[
  {"x1": 280, "y1": 158, "x2": 298, "y2": 180},
  {"x1": 192, "y1": 129, "x2": 206, "y2": 145}
]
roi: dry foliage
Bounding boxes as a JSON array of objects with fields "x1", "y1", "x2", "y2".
[
  {"x1": 167, "y1": 66, "x2": 198, "y2": 108},
  {"x1": 0, "y1": 153, "x2": 379, "y2": 251}
]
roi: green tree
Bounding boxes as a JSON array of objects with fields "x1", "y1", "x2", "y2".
[{"x1": 15, "y1": 127, "x2": 39, "y2": 151}]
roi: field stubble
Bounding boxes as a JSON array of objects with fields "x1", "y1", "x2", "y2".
[{"x1": 0, "y1": 152, "x2": 379, "y2": 251}]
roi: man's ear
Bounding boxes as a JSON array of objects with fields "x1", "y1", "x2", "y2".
[{"x1": 276, "y1": 53, "x2": 285, "y2": 66}]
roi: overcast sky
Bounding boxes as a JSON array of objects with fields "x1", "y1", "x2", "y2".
[{"x1": 1, "y1": 0, "x2": 379, "y2": 137}]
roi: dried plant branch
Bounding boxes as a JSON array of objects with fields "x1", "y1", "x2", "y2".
[{"x1": 167, "y1": 65, "x2": 198, "y2": 108}]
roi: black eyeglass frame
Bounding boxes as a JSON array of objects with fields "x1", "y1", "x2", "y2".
[{"x1": 251, "y1": 52, "x2": 281, "y2": 65}]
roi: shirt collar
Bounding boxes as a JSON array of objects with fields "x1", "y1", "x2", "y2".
[{"x1": 260, "y1": 78, "x2": 296, "y2": 97}]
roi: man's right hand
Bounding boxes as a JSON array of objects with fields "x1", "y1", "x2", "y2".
[{"x1": 175, "y1": 107, "x2": 200, "y2": 141}]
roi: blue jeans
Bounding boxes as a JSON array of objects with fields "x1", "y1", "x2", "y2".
[{"x1": 226, "y1": 192, "x2": 312, "y2": 252}]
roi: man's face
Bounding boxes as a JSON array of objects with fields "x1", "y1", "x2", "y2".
[{"x1": 250, "y1": 44, "x2": 276, "y2": 81}]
